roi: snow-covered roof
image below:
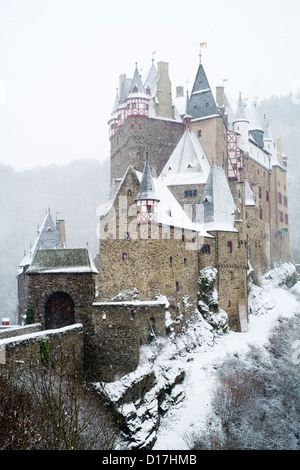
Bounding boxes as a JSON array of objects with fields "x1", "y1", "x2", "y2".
[
  {"x1": 159, "y1": 129, "x2": 210, "y2": 186},
  {"x1": 245, "y1": 180, "x2": 256, "y2": 206},
  {"x1": 99, "y1": 165, "x2": 211, "y2": 236},
  {"x1": 197, "y1": 165, "x2": 237, "y2": 232},
  {"x1": 136, "y1": 170, "x2": 207, "y2": 233},
  {"x1": 27, "y1": 248, "x2": 98, "y2": 274}
]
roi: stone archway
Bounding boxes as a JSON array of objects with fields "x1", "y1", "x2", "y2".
[{"x1": 45, "y1": 291, "x2": 75, "y2": 329}]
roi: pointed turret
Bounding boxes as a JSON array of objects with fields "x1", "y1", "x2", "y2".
[
  {"x1": 233, "y1": 92, "x2": 249, "y2": 153},
  {"x1": 136, "y1": 153, "x2": 159, "y2": 224},
  {"x1": 189, "y1": 62, "x2": 220, "y2": 120}
]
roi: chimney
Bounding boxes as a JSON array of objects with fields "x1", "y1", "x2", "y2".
[
  {"x1": 57, "y1": 219, "x2": 66, "y2": 248},
  {"x1": 176, "y1": 86, "x2": 184, "y2": 98},
  {"x1": 216, "y1": 86, "x2": 224, "y2": 107},
  {"x1": 156, "y1": 62, "x2": 173, "y2": 119}
]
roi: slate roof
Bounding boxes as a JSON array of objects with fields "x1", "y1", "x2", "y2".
[
  {"x1": 27, "y1": 248, "x2": 98, "y2": 274},
  {"x1": 189, "y1": 63, "x2": 220, "y2": 120},
  {"x1": 18, "y1": 210, "x2": 63, "y2": 273},
  {"x1": 159, "y1": 129, "x2": 210, "y2": 186},
  {"x1": 136, "y1": 154, "x2": 159, "y2": 201}
]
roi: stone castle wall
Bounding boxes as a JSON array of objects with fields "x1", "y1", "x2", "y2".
[
  {"x1": 110, "y1": 117, "x2": 184, "y2": 180},
  {"x1": 0, "y1": 323, "x2": 83, "y2": 372},
  {"x1": 92, "y1": 300, "x2": 166, "y2": 382},
  {"x1": 191, "y1": 116, "x2": 227, "y2": 169}
]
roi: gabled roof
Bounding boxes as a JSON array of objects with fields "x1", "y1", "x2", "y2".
[
  {"x1": 189, "y1": 63, "x2": 220, "y2": 120},
  {"x1": 197, "y1": 165, "x2": 237, "y2": 232},
  {"x1": 27, "y1": 248, "x2": 98, "y2": 274},
  {"x1": 18, "y1": 210, "x2": 63, "y2": 272},
  {"x1": 159, "y1": 129, "x2": 210, "y2": 186}
]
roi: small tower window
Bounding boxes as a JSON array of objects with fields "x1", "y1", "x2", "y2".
[
  {"x1": 176, "y1": 281, "x2": 180, "y2": 292},
  {"x1": 122, "y1": 253, "x2": 127, "y2": 261},
  {"x1": 227, "y1": 241, "x2": 233, "y2": 253},
  {"x1": 147, "y1": 205, "x2": 152, "y2": 213},
  {"x1": 124, "y1": 232, "x2": 130, "y2": 240},
  {"x1": 170, "y1": 256, "x2": 173, "y2": 266}
]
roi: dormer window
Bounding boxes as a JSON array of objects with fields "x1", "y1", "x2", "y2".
[
  {"x1": 146, "y1": 86, "x2": 151, "y2": 95},
  {"x1": 133, "y1": 85, "x2": 138, "y2": 93}
]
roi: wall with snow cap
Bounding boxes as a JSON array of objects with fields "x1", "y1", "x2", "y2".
[{"x1": 92, "y1": 300, "x2": 167, "y2": 382}]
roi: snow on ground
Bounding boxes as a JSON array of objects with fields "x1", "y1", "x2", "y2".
[{"x1": 153, "y1": 264, "x2": 300, "y2": 450}]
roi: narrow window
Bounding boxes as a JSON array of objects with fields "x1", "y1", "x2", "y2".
[
  {"x1": 227, "y1": 241, "x2": 232, "y2": 253},
  {"x1": 184, "y1": 258, "x2": 187, "y2": 265},
  {"x1": 176, "y1": 281, "x2": 180, "y2": 292},
  {"x1": 170, "y1": 256, "x2": 172, "y2": 266},
  {"x1": 124, "y1": 232, "x2": 130, "y2": 240},
  {"x1": 260, "y1": 208, "x2": 263, "y2": 220},
  {"x1": 122, "y1": 253, "x2": 127, "y2": 261}
]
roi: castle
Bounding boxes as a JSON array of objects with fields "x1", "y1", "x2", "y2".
[{"x1": 16, "y1": 55, "x2": 291, "y2": 382}]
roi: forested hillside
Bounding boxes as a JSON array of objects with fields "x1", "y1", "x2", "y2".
[{"x1": 0, "y1": 158, "x2": 110, "y2": 321}]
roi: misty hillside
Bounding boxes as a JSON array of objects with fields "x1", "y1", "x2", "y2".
[{"x1": 0, "y1": 158, "x2": 110, "y2": 321}]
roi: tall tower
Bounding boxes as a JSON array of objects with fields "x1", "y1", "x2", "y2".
[
  {"x1": 189, "y1": 59, "x2": 227, "y2": 170},
  {"x1": 108, "y1": 61, "x2": 184, "y2": 181}
]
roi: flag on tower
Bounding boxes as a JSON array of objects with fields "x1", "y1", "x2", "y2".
[{"x1": 200, "y1": 42, "x2": 207, "y2": 48}]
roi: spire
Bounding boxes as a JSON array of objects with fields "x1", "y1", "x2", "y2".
[
  {"x1": 128, "y1": 63, "x2": 147, "y2": 97},
  {"x1": 136, "y1": 153, "x2": 159, "y2": 201},
  {"x1": 234, "y1": 92, "x2": 248, "y2": 122},
  {"x1": 189, "y1": 62, "x2": 219, "y2": 120}
]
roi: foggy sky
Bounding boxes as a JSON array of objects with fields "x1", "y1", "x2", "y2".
[{"x1": 0, "y1": 0, "x2": 299, "y2": 170}]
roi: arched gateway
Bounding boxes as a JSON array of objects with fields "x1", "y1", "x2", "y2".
[{"x1": 45, "y1": 291, "x2": 75, "y2": 329}]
